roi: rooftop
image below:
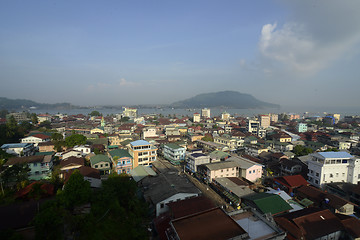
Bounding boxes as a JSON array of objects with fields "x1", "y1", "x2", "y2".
[
  {"x1": 317, "y1": 151, "x2": 353, "y2": 159},
  {"x1": 130, "y1": 140, "x2": 151, "y2": 147},
  {"x1": 171, "y1": 207, "x2": 248, "y2": 240}
]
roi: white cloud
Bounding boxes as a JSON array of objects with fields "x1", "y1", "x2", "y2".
[
  {"x1": 118, "y1": 78, "x2": 140, "y2": 87},
  {"x1": 258, "y1": 1, "x2": 360, "y2": 75}
]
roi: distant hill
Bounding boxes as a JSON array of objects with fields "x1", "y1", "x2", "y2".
[
  {"x1": 171, "y1": 91, "x2": 279, "y2": 109},
  {"x1": 0, "y1": 97, "x2": 75, "y2": 110}
]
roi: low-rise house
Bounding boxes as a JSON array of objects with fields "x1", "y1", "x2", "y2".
[
  {"x1": 163, "y1": 143, "x2": 186, "y2": 166},
  {"x1": 108, "y1": 149, "x2": 133, "y2": 174},
  {"x1": 243, "y1": 192, "x2": 293, "y2": 216},
  {"x1": 1, "y1": 143, "x2": 35, "y2": 156},
  {"x1": 142, "y1": 161, "x2": 201, "y2": 217},
  {"x1": 21, "y1": 134, "x2": 51, "y2": 147},
  {"x1": 209, "y1": 150, "x2": 230, "y2": 162},
  {"x1": 186, "y1": 151, "x2": 210, "y2": 173},
  {"x1": 73, "y1": 145, "x2": 91, "y2": 155},
  {"x1": 59, "y1": 156, "x2": 84, "y2": 172},
  {"x1": 90, "y1": 127, "x2": 104, "y2": 134},
  {"x1": 275, "y1": 208, "x2": 344, "y2": 240},
  {"x1": 63, "y1": 166, "x2": 102, "y2": 188},
  {"x1": 214, "y1": 135, "x2": 244, "y2": 151},
  {"x1": 168, "y1": 207, "x2": 249, "y2": 240},
  {"x1": 296, "y1": 185, "x2": 356, "y2": 215},
  {"x1": 141, "y1": 127, "x2": 158, "y2": 139},
  {"x1": 201, "y1": 161, "x2": 239, "y2": 182},
  {"x1": 279, "y1": 158, "x2": 306, "y2": 176},
  {"x1": 90, "y1": 154, "x2": 112, "y2": 175},
  {"x1": 38, "y1": 141, "x2": 56, "y2": 152},
  {"x1": 226, "y1": 156, "x2": 263, "y2": 182},
  {"x1": 62, "y1": 149, "x2": 83, "y2": 160},
  {"x1": 5, "y1": 155, "x2": 53, "y2": 180},
  {"x1": 244, "y1": 144, "x2": 269, "y2": 157},
  {"x1": 108, "y1": 134, "x2": 121, "y2": 146},
  {"x1": 273, "y1": 175, "x2": 309, "y2": 194}
]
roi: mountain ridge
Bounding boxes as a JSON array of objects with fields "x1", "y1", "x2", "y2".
[{"x1": 171, "y1": 91, "x2": 279, "y2": 109}]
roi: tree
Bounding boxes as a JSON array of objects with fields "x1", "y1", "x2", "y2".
[
  {"x1": 202, "y1": 135, "x2": 214, "y2": 142},
  {"x1": 120, "y1": 116, "x2": 130, "y2": 122},
  {"x1": 0, "y1": 163, "x2": 30, "y2": 189},
  {"x1": 293, "y1": 145, "x2": 313, "y2": 157},
  {"x1": 30, "y1": 113, "x2": 38, "y2": 125},
  {"x1": 61, "y1": 170, "x2": 91, "y2": 209},
  {"x1": 39, "y1": 120, "x2": 51, "y2": 129},
  {"x1": 65, "y1": 134, "x2": 87, "y2": 148},
  {"x1": 51, "y1": 132, "x2": 64, "y2": 142},
  {"x1": 90, "y1": 111, "x2": 102, "y2": 117}
]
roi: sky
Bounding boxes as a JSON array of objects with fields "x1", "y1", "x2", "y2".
[{"x1": 1, "y1": 0, "x2": 360, "y2": 108}]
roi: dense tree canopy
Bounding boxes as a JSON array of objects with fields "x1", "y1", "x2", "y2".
[
  {"x1": 65, "y1": 134, "x2": 87, "y2": 148},
  {"x1": 293, "y1": 145, "x2": 313, "y2": 157},
  {"x1": 90, "y1": 111, "x2": 101, "y2": 117}
]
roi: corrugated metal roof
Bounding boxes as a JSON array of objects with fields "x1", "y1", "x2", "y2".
[
  {"x1": 318, "y1": 151, "x2": 353, "y2": 159},
  {"x1": 130, "y1": 140, "x2": 150, "y2": 146}
]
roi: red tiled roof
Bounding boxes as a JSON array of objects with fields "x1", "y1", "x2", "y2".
[{"x1": 274, "y1": 175, "x2": 309, "y2": 188}]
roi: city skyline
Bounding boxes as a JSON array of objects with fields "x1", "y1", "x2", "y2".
[{"x1": 1, "y1": 1, "x2": 360, "y2": 107}]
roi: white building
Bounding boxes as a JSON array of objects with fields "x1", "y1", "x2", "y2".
[
  {"x1": 142, "y1": 127, "x2": 158, "y2": 139},
  {"x1": 201, "y1": 108, "x2": 211, "y2": 119},
  {"x1": 307, "y1": 152, "x2": 360, "y2": 188},
  {"x1": 193, "y1": 112, "x2": 201, "y2": 123},
  {"x1": 186, "y1": 151, "x2": 210, "y2": 173},
  {"x1": 21, "y1": 134, "x2": 51, "y2": 147}
]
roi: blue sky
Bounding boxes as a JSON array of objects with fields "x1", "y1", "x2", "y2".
[{"x1": 1, "y1": 0, "x2": 360, "y2": 107}]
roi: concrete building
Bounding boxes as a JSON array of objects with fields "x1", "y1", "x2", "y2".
[
  {"x1": 20, "y1": 134, "x2": 51, "y2": 147},
  {"x1": 141, "y1": 127, "x2": 158, "y2": 139},
  {"x1": 269, "y1": 113, "x2": 278, "y2": 123},
  {"x1": 202, "y1": 161, "x2": 239, "y2": 182},
  {"x1": 226, "y1": 156, "x2": 263, "y2": 182},
  {"x1": 221, "y1": 112, "x2": 230, "y2": 121},
  {"x1": 4, "y1": 155, "x2": 53, "y2": 180},
  {"x1": 128, "y1": 140, "x2": 157, "y2": 168},
  {"x1": 259, "y1": 115, "x2": 271, "y2": 128},
  {"x1": 122, "y1": 107, "x2": 137, "y2": 118},
  {"x1": 163, "y1": 143, "x2": 186, "y2": 166},
  {"x1": 297, "y1": 122, "x2": 307, "y2": 133},
  {"x1": 201, "y1": 108, "x2": 211, "y2": 118},
  {"x1": 1, "y1": 143, "x2": 35, "y2": 156},
  {"x1": 108, "y1": 149, "x2": 133, "y2": 174},
  {"x1": 307, "y1": 152, "x2": 360, "y2": 188},
  {"x1": 193, "y1": 112, "x2": 200, "y2": 123},
  {"x1": 247, "y1": 119, "x2": 259, "y2": 135},
  {"x1": 186, "y1": 151, "x2": 210, "y2": 173},
  {"x1": 214, "y1": 135, "x2": 244, "y2": 151}
]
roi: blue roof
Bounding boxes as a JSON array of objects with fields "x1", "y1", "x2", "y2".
[
  {"x1": 1, "y1": 143, "x2": 33, "y2": 149},
  {"x1": 130, "y1": 140, "x2": 150, "y2": 147},
  {"x1": 318, "y1": 151, "x2": 353, "y2": 159}
]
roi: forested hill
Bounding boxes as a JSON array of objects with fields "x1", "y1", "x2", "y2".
[
  {"x1": 171, "y1": 91, "x2": 279, "y2": 109},
  {"x1": 0, "y1": 97, "x2": 75, "y2": 110}
]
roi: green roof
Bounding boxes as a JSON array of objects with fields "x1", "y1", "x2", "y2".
[
  {"x1": 165, "y1": 143, "x2": 184, "y2": 150},
  {"x1": 35, "y1": 151, "x2": 54, "y2": 156},
  {"x1": 90, "y1": 154, "x2": 111, "y2": 165},
  {"x1": 209, "y1": 150, "x2": 230, "y2": 159},
  {"x1": 109, "y1": 149, "x2": 132, "y2": 159},
  {"x1": 244, "y1": 193, "x2": 292, "y2": 215},
  {"x1": 120, "y1": 139, "x2": 132, "y2": 146}
]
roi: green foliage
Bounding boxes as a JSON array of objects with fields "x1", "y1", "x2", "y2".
[
  {"x1": 293, "y1": 145, "x2": 313, "y2": 156},
  {"x1": 324, "y1": 148, "x2": 339, "y2": 152},
  {"x1": 90, "y1": 111, "x2": 101, "y2": 117},
  {"x1": 0, "y1": 109, "x2": 9, "y2": 118},
  {"x1": 65, "y1": 134, "x2": 87, "y2": 148},
  {"x1": 93, "y1": 148, "x2": 101, "y2": 155},
  {"x1": 120, "y1": 116, "x2": 130, "y2": 122},
  {"x1": 0, "y1": 163, "x2": 30, "y2": 189},
  {"x1": 33, "y1": 200, "x2": 64, "y2": 240},
  {"x1": 30, "y1": 113, "x2": 38, "y2": 125},
  {"x1": 39, "y1": 120, "x2": 51, "y2": 129},
  {"x1": 60, "y1": 170, "x2": 91, "y2": 209},
  {"x1": 202, "y1": 135, "x2": 214, "y2": 142}
]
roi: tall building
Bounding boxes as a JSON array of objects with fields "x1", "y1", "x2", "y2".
[
  {"x1": 122, "y1": 107, "x2": 137, "y2": 118},
  {"x1": 193, "y1": 112, "x2": 201, "y2": 123},
  {"x1": 269, "y1": 113, "x2": 278, "y2": 123},
  {"x1": 297, "y1": 123, "x2": 307, "y2": 133},
  {"x1": 201, "y1": 108, "x2": 211, "y2": 118},
  {"x1": 221, "y1": 112, "x2": 230, "y2": 121},
  {"x1": 307, "y1": 152, "x2": 360, "y2": 188},
  {"x1": 330, "y1": 114, "x2": 341, "y2": 124},
  {"x1": 259, "y1": 115, "x2": 270, "y2": 128},
  {"x1": 247, "y1": 120, "x2": 259, "y2": 135},
  {"x1": 128, "y1": 140, "x2": 157, "y2": 168}
]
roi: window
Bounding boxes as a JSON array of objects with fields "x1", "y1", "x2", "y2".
[
  {"x1": 100, "y1": 164, "x2": 103, "y2": 167},
  {"x1": 316, "y1": 172, "x2": 319, "y2": 177},
  {"x1": 342, "y1": 160, "x2": 348, "y2": 163},
  {"x1": 337, "y1": 160, "x2": 341, "y2": 164},
  {"x1": 249, "y1": 171, "x2": 251, "y2": 174},
  {"x1": 330, "y1": 174, "x2": 333, "y2": 178},
  {"x1": 336, "y1": 173, "x2": 339, "y2": 177},
  {"x1": 253, "y1": 170, "x2": 255, "y2": 173},
  {"x1": 315, "y1": 180, "x2": 319, "y2": 184},
  {"x1": 105, "y1": 163, "x2": 108, "y2": 166},
  {"x1": 160, "y1": 203, "x2": 164, "y2": 208},
  {"x1": 33, "y1": 163, "x2": 37, "y2": 167},
  {"x1": 95, "y1": 165, "x2": 98, "y2": 168}
]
